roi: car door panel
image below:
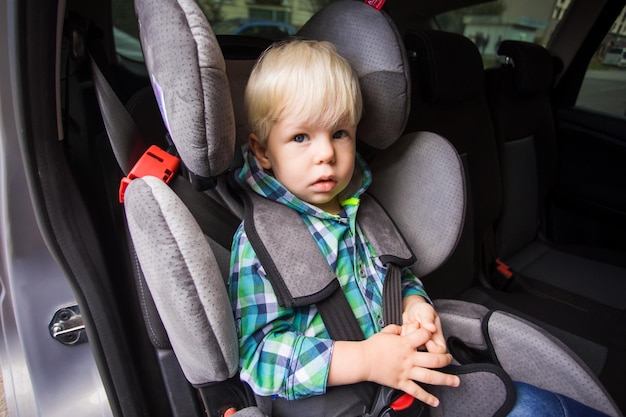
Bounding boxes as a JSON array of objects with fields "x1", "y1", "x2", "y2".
[{"x1": 550, "y1": 107, "x2": 626, "y2": 251}]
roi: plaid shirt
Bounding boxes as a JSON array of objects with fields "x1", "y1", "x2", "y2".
[{"x1": 229, "y1": 146, "x2": 428, "y2": 400}]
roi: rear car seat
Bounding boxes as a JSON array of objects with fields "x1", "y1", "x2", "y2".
[
  {"x1": 485, "y1": 40, "x2": 626, "y2": 311},
  {"x1": 484, "y1": 42, "x2": 626, "y2": 410}
]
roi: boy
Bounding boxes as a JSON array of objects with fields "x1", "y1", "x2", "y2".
[
  {"x1": 229, "y1": 39, "x2": 459, "y2": 409},
  {"x1": 228, "y1": 39, "x2": 609, "y2": 416}
]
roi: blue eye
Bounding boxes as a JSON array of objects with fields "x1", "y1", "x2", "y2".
[
  {"x1": 333, "y1": 130, "x2": 348, "y2": 139},
  {"x1": 293, "y1": 134, "x2": 307, "y2": 143}
]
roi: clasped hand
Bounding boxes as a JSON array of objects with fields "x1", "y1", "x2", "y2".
[
  {"x1": 368, "y1": 298, "x2": 459, "y2": 407},
  {"x1": 328, "y1": 298, "x2": 460, "y2": 407}
]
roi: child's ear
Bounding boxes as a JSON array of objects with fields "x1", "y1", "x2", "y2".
[{"x1": 249, "y1": 133, "x2": 272, "y2": 170}]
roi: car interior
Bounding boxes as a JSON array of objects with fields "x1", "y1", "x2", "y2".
[{"x1": 11, "y1": 0, "x2": 626, "y2": 415}]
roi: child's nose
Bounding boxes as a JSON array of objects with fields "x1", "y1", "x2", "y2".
[{"x1": 314, "y1": 136, "x2": 336, "y2": 164}]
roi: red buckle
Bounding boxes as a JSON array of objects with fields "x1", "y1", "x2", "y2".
[
  {"x1": 365, "y1": 0, "x2": 385, "y2": 10},
  {"x1": 495, "y1": 258, "x2": 514, "y2": 279},
  {"x1": 119, "y1": 145, "x2": 180, "y2": 203},
  {"x1": 390, "y1": 393, "x2": 414, "y2": 411},
  {"x1": 222, "y1": 408, "x2": 238, "y2": 417}
]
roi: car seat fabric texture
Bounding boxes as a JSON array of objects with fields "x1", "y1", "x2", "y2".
[
  {"x1": 298, "y1": 1, "x2": 410, "y2": 150},
  {"x1": 135, "y1": 0, "x2": 236, "y2": 180},
  {"x1": 125, "y1": 176, "x2": 239, "y2": 385},
  {"x1": 368, "y1": 131, "x2": 465, "y2": 277},
  {"x1": 435, "y1": 300, "x2": 621, "y2": 417}
]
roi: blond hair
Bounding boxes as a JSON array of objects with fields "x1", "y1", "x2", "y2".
[{"x1": 245, "y1": 39, "x2": 363, "y2": 144}]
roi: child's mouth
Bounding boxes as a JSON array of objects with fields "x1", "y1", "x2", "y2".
[{"x1": 312, "y1": 178, "x2": 336, "y2": 192}]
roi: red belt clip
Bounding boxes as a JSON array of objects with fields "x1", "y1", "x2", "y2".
[
  {"x1": 495, "y1": 258, "x2": 514, "y2": 279},
  {"x1": 119, "y1": 145, "x2": 180, "y2": 203},
  {"x1": 390, "y1": 393, "x2": 414, "y2": 411},
  {"x1": 365, "y1": 0, "x2": 385, "y2": 11}
]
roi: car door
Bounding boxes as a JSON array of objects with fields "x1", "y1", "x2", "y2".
[
  {"x1": 0, "y1": 1, "x2": 115, "y2": 416},
  {"x1": 549, "y1": 0, "x2": 626, "y2": 252}
]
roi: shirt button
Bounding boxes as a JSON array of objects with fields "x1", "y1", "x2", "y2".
[{"x1": 377, "y1": 317, "x2": 385, "y2": 327}]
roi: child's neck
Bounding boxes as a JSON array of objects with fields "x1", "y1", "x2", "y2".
[{"x1": 315, "y1": 198, "x2": 341, "y2": 215}]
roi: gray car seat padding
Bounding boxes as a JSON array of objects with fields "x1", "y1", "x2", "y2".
[
  {"x1": 124, "y1": 176, "x2": 238, "y2": 385},
  {"x1": 369, "y1": 131, "x2": 466, "y2": 277},
  {"x1": 298, "y1": 0, "x2": 410, "y2": 150},
  {"x1": 435, "y1": 299, "x2": 621, "y2": 417},
  {"x1": 135, "y1": 0, "x2": 235, "y2": 179},
  {"x1": 427, "y1": 364, "x2": 514, "y2": 417},
  {"x1": 489, "y1": 312, "x2": 619, "y2": 416},
  {"x1": 240, "y1": 185, "x2": 417, "y2": 309}
]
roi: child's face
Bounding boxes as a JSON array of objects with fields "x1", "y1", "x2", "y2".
[{"x1": 250, "y1": 109, "x2": 356, "y2": 215}]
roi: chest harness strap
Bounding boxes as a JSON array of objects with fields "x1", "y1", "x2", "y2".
[{"x1": 238, "y1": 187, "x2": 421, "y2": 417}]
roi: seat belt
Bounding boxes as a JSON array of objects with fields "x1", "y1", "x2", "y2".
[
  {"x1": 90, "y1": 56, "x2": 148, "y2": 175},
  {"x1": 90, "y1": 55, "x2": 241, "y2": 249}
]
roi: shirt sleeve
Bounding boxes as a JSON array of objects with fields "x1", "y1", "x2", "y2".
[
  {"x1": 229, "y1": 225, "x2": 334, "y2": 400},
  {"x1": 400, "y1": 266, "x2": 431, "y2": 303}
]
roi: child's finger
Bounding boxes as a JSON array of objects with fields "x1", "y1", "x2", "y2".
[
  {"x1": 403, "y1": 327, "x2": 435, "y2": 349},
  {"x1": 380, "y1": 324, "x2": 402, "y2": 335},
  {"x1": 401, "y1": 381, "x2": 441, "y2": 408},
  {"x1": 420, "y1": 320, "x2": 437, "y2": 333},
  {"x1": 425, "y1": 339, "x2": 447, "y2": 354},
  {"x1": 401, "y1": 369, "x2": 461, "y2": 407}
]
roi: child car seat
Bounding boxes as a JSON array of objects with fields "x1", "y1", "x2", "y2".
[{"x1": 116, "y1": 0, "x2": 622, "y2": 416}]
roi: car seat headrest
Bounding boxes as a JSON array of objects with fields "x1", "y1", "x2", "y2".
[
  {"x1": 404, "y1": 29, "x2": 484, "y2": 105},
  {"x1": 298, "y1": 0, "x2": 411, "y2": 150},
  {"x1": 135, "y1": 0, "x2": 411, "y2": 180},
  {"x1": 497, "y1": 40, "x2": 563, "y2": 96},
  {"x1": 135, "y1": 0, "x2": 235, "y2": 182}
]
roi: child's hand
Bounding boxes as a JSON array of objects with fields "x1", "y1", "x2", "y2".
[
  {"x1": 362, "y1": 325, "x2": 460, "y2": 407},
  {"x1": 402, "y1": 297, "x2": 447, "y2": 354}
]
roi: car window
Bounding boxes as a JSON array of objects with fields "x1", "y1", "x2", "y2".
[
  {"x1": 577, "y1": 9, "x2": 626, "y2": 117},
  {"x1": 112, "y1": 0, "x2": 143, "y2": 61},
  {"x1": 436, "y1": 1, "x2": 626, "y2": 118},
  {"x1": 111, "y1": 0, "x2": 329, "y2": 62},
  {"x1": 435, "y1": 0, "x2": 569, "y2": 68},
  {"x1": 237, "y1": 24, "x2": 294, "y2": 39}
]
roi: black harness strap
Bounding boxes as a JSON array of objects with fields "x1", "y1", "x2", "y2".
[
  {"x1": 168, "y1": 176, "x2": 240, "y2": 250},
  {"x1": 317, "y1": 289, "x2": 367, "y2": 342},
  {"x1": 238, "y1": 181, "x2": 417, "y2": 415},
  {"x1": 382, "y1": 263, "x2": 404, "y2": 327},
  {"x1": 90, "y1": 55, "x2": 149, "y2": 175},
  {"x1": 317, "y1": 291, "x2": 379, "y2": 413}
]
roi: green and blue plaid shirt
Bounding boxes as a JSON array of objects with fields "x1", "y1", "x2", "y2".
[{"x1": 229, "y1": 146, "x2": 428, "y2": 400}]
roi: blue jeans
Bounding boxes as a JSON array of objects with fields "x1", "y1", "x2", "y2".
[{"x1": 508, "y1": 381, "x2": 610, "y2": 417}]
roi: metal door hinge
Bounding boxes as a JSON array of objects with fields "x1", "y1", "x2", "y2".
[{"x1": 49, "y1": 305, "x2": 87, "y2": 345}]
